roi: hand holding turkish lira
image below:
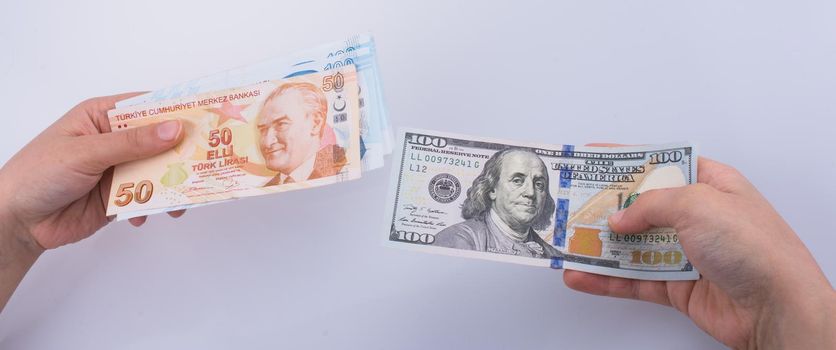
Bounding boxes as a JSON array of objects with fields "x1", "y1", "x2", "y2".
[
  {"x1": 564, "y1": 149, "x2": 836, "y2": 349},
  {"x1": 0, "y1": 93, "x2": 191, "y2": 312},
  {"x1": 0, "y1": 93, "x2": 187, "y2": 249}
]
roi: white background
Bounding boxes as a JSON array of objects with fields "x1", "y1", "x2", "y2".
[{"x1": 1, "y1": 1, "x2": 834, "y2": 349}]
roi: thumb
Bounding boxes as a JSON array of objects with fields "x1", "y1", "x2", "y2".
[
  {"x1": 78, "y1": 120, "x2": 183, "y2": 172},
  {"x1": 608, "y1": 185, "x2": 708, "y2": 234}
]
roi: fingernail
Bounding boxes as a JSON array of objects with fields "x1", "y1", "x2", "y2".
[
  {"x1": 156, "y1": 120, "x2": 181, "y2": 141},
  {"x1": 609, "y1": 210, "x2": 625, "y2": 225}
]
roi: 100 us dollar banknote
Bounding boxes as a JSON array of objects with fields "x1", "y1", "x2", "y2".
[
  {"x1": 384, "y1": 129, "x2": 699, "y2": 281},
  {"x1": 106, "y1": 66, "x2": 362, "y2": 219}
]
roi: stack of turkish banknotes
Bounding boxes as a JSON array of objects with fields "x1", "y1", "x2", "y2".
[
  {"x1": 108, "y1": 34, "x2": 392, "y2": 219},
  {"x1": 107, "y1": 34, "x2": 698, "y2": 281}
]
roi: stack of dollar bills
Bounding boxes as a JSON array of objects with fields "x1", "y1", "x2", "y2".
[{"x1": 106, "y1": 34, "x2": 391, "y2": 220}]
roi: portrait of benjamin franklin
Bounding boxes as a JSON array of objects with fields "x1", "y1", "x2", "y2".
[{"x1": 434, "y1": 148, "x2": 560, "y2": 258}]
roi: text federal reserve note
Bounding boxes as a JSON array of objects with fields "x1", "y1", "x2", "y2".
[{"x1": 384, "y1": 129, "x2": 699, "y2": 280}]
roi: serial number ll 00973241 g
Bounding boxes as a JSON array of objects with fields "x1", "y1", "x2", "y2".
[
  {"x1": 608, "y1": 232, "x2": 679, "y2": 244},
  {"x1": 408, "y1": 152, "x2": 481, "y2": 168}
]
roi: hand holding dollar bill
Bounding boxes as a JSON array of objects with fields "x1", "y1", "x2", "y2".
[{"x1": 384, "y1": 129, "x2": 699, "y2": 280}]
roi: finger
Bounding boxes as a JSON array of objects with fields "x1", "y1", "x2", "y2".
[
  {"x1": 697, "y1": 157, "x2": 732, "y2": 187},
  {"x1": 608, "y1": 184, "x2": 712, "y2": 233},
  {"x1": 563, "y1": 270, "x2": 673, "y2": 307},
  {"x1": 167, "y1": 210, "x2": 186, "y2": 218},
  {"x1": 128, "y1": 216, "x2": 147, "y2": 227},
  {"x1": 75, "y1": 120, "x2": 183, "y2": 173},
  {"x1": 82, "y1": 92, "x2": 150, "y2": 133},
  {"x1": 696, "y1": 157, "x2": 757, "y2": 195}
]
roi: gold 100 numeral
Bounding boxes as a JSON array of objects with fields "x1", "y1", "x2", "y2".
[
  {"x1": 631, "y1": 250, "x2": 683, "y2": 265},
  {"x1": 114, "y1": 180, "x2": 154, "y2": 207}
]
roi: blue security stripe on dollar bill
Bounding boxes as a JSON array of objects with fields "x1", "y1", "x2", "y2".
[
  {"x1": 558, "y1": 145, "x2": 575, "y2": 189},
  {"x1": 551, "y1": 199, "x2": 570, "y2": 269},
  {"x1": 551, "y1": 144, "x2": 575, "y2": 269}
]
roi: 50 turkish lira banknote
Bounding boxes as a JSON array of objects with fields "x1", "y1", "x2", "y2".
[
  {"x1": 384, "y1": 129, "x2": 699, "y2": 280},
  {"x1": 107, "y1": 66, "x2": 362, "y2": 219}
]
